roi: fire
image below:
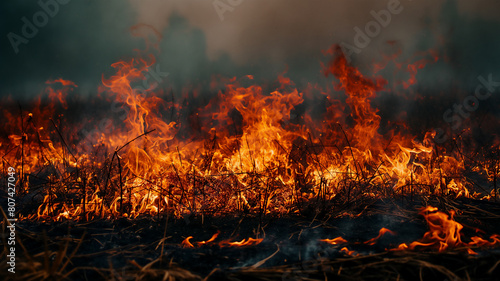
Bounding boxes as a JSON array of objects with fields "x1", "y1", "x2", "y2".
[
  {"x1": 181, "y1": 231, "x2": 220, "y2": 248},
  {"x1": 195, "y1": 231, "x2": 220, "y2": 247},
  {"x1": 395, "y1": 206, "x2": 500, "y2": 253},
  {"x1": 181, "y1": 236, "x2": 194, "y2": 248},
  {"x1": 364, "y1": 227, "x2": 395, "y2": 246},
  {"x1": 320, "y1": 237, "x2": 347, "y2": 245},
  {"x1": 1, "y1": 43, "x2": 496, "y2": 223},
  {"x1": 320, "y1": 206, "x2": 500, "y2": 254},
  {"x1": 321, "y1": 227, "x2": 394, "y2": 246},
  {"x1": 340, "y1": 247, "x2": 357, "y2": 256},
  {"x1": 180, "y1": 232, "x2": 262, "y2": 248},
  {"x1": 219, "y1": 237, "x2": 263, "y2": 248}
]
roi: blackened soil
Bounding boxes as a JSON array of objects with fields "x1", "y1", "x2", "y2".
[{"x1": 3, "y1": 197, "x2": 500, "y2": 280}]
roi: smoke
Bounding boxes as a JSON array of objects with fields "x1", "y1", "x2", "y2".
[
  {"x1": 0, "y1": 1, "x2": 141, "y2": 99},
  {"x1": 129, "y1": 0, "x2": 496, "y2": 62},
  {"x1": 2, "y1": 0, "x2": 500, "y2": 138},
  {"x1": 126, "y1": 0, "x2": 500, "y2": 139}
]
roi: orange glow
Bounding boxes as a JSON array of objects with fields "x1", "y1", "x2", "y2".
[
  {"x1": 219, "y1": 237, "x2": 263, "y2": 248},
  {"x1": 321, "y1": 227, "x2": 395, "y2": 247},
  {"x1": 393, "y1": 206, "x2": 500, "y2": 253},
  {"x1": 195, "y1": 231, "x2": 220, "y2": 247},
  {"x1": 320, "y1": 237, "x2": 348, "y2": 245},
  {"x1": 340, "y1": 247, "x2": 357, "y2": 256},
  {"x1": 180, "y1": 232, "x2": 261, "y2": 248},
  {"x1": 181, "y1": 236, "x2": 194, "y2": 248},
  {"x1": 364, "y1": 227, "x2": 396, "y2": 246},
  {"x1": 405, "y1": 206, "x2": 464, "y2": 252},
  {"x1": 321, "y1": 207, "x2": 499, "y2": 254},
  {"x1": 2, "y1": 44, "x2": 495, "y2": 223}
]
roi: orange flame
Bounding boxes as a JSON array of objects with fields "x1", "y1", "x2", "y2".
[
  {"x1": 1, "y1": 44, "x2": 494, "y2": 222},
  {"x1": 180, "y1": 232, "x2": 261, "y2": 248},
  {"x1": 320, "y1": 237, "x2": 348, "y2": 245},
  {"x1": 195, "y1": 231, "x2": 220, "y2": 247},
  {"x1": 321, "y1": 207, "x2": 499, "y2": 254},
  {"x1": 321, "y1": 227, "x2": 395, "y2": 246},
  {"x1": 395, "y1": 206, "x2": 500, "y2": 252},
  {"x1": 364, "y1": 227, "x2": 396, "y2": 246},
  {"x1": 218, "y1": 237, "x2": 263, "y2": 248},
  {"x1": 340, "y1": 247, "x2": 357, "y2": 256},
  {"x1": 181, "y1": 236, "x2": 194, "y2": 248}
]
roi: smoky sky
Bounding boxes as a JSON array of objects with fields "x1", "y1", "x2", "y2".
[{"x1": 1, "y1": 0, "x2": 500, "y2": 100}]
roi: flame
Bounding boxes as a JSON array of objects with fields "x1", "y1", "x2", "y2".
[
  {"x1": 181, "y1": 236, "x2": 194, "y2": 248},
  {"x1": 218, "y1": 237, "x2": 263, "y2": 248},
  {"x1": 321, "y1": 227, "x2": 394, "y2": 246},
  {"x1": 363, "y1": 227, "x2": 395, "y2": 246},
  {"x1": 340, "y1": 247, "x2": 357, "y2": 256},
  {"x1": 395, "y1": 206, "x2": 500, "y2": 252},
  {"x1": 320, "y1": 207, "x2": 499, "y2": 254},
  {"x1": 195, "y1": 231, "x2": 220, "y2": 247},
  {"x1": 1, "y1": 44, "x2": 494, "y2": 223},
  {"x1": 320, "y1": 237, "x2": 347, "y2": 245},
  {"x1": 180, "y1": 232, "x2": 261, "y2": 248}
]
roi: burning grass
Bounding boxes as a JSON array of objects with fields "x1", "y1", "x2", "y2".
[
  {"x1": 1, "y1": 44, "x2": 500, "y2": 279},
  {"x1": 1, "y1": 45, "x2": 499, "y2": 222}
]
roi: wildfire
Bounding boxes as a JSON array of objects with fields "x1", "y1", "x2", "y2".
[
  {"x1": 1, "y1": 44, "x2": 496, "y2": 223},
  {"x1": 320, "y1": 237, "x2": 348, "y2": 245}
]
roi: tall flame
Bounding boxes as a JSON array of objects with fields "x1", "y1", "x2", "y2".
[{"x1": 0, "y1": 44, "x2": 494, "y2": 222}]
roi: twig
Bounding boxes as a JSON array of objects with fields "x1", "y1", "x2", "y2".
[
  {"x1": 50, "y1": 118, "x2": 78, "y2": 164},
  {"x1": 337, "y1": 123, "x2": 364, "y2": 180},
  {"x1": 116, "y1": 129, "x2": 156, "y2": 153}
]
